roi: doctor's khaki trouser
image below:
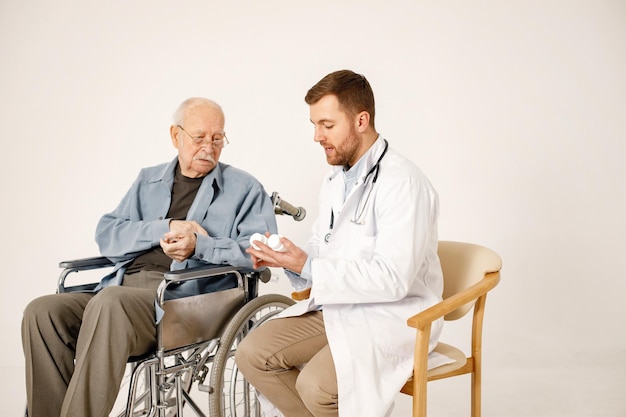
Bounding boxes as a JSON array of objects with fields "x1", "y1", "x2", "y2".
[
  {"x1": 235, "y1": 311, "x2": 339, "y2": 417},
  {"x1": 21, "y1": 270, "x2": 163, "y2": 417}
]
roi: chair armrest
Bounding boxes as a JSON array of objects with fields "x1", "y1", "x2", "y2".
[
  {"x1": 292, "y1": 287, "x2": 311, "y2": 301},
  {"x1": 59, "y1": 256, "x2": 114, "y2": 270},
  {"x1": 164, "y1": 264, "x2": 243, "y2": 283},
  {"x1": 158, "y1": 264, "x2": 270, "y2": 307},
  {"x1": 164, "y1": 264, "x2": 270, "y2": 283},
  {"x1": 57, "y1": 256, "x2": 115, "y2": 293},
  {"x1": 406, "y1": 272, "x2": 500, "y2": 329}
]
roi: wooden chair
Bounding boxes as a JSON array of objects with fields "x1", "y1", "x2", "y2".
[{"x1": 400, "y1": 240, "x2": 502, "y2": 417}]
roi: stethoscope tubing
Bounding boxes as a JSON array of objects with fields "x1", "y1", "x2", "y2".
[{"x1": 325, "y1": 139, "x2": 389, "y2": 242}]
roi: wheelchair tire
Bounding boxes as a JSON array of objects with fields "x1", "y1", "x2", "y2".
[{"x1": 208, "y1": 293, "x2": 295, "y2": 417}]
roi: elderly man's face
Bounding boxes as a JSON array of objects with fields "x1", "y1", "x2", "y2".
[{"x1": 171, "y1": 104, "x2": 225, "y2": 178}]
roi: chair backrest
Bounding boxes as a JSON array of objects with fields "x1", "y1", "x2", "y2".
[{"x1": 437, "y1": 241, "x2": 502, "y2": 321}]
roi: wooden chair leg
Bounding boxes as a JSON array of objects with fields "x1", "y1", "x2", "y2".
[
  {"x1": 412, "y1": 324, "x2": 432, "y2": 417},
  {"x1": 471, "y1": 369, "x2": 481, "y2": 417}
]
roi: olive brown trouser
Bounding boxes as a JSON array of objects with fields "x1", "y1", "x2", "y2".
[
  {"x1": 21, "y1": 270, "x2": 163, "y2": 417},
  {"x1": 235, "y1": 311, "x2": 339, "y2": 417}
]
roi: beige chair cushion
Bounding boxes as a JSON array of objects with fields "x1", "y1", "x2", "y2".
[{"x1": 427, "y1": 342, "x2": 467, "y2": 378}]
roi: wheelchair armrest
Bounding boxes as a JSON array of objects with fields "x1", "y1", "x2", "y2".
[
  {"x1": 58, "y1": 256, "x2": 115, "y2": 293},
  {"x1": 157, "y1": 264, "x2": 244, "y2": 309},
  {"x1": 59, "y1": 256, "x2": 114, "y2": 270},
  {"x1": 164, "y1": 264, "x2": 243, "y2": 283},
  {"x1": 164, "y1": 264, "x2": 271, "y2": 284},
  {"x1": 158, "y1": 264, "x2": 270, "y2": 308}
]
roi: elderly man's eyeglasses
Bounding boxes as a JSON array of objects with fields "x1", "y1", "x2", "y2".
[{"x1": 177, "y1": 125, "x2": 229, "y2": 148}]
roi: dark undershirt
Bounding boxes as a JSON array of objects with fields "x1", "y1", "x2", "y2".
[{"x1": 125, "y1": 164, "x2": 204, "y2": 274}]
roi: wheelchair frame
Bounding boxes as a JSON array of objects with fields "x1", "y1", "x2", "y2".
[{"x1": 55, "y1": 257, "x2": 294, "y2": 417}]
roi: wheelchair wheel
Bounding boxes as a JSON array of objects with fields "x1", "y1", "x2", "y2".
[{"x1": 208, "y1": 293, "x2": 295, "y2": 417}]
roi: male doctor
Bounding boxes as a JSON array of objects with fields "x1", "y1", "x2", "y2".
[{"x1": 235, "y1": 70, "x2": 444, "y2": 417}]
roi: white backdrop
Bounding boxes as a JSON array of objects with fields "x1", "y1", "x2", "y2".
[{"x1": 1, "y1": 0, "x2": 625, "y2": 414}]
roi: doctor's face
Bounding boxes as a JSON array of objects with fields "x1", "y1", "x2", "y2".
[{"x1": 310, "y1": 94, "x2": 363, "y2": 168}]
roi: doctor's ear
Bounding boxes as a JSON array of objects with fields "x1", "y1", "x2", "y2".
[{"x1": 355, "y1": 111, "x2": 370, "y2": 132}]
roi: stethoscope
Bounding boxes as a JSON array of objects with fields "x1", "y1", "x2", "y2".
[{"x1": 324, "y1": 139, "x2": 389, "y2": 243}]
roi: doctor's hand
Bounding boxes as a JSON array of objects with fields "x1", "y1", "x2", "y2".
[
  {"x1": 246, "y1": 234, "x2": 308, "y2": 274},
  {"x1": 160, "y1": 220, "x2": 209, "y2": 262}
]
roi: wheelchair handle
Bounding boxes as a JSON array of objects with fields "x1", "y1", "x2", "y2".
[{"x1": 272, "y1": 192, "x2": 306, "y2": 221}]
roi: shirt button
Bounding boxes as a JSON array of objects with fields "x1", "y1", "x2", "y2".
[{"x1": 198, "y1": 254, "x2": 204, "y2": 259}]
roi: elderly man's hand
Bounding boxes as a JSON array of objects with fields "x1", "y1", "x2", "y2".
[{"x1": 160, "y1": 220, "x2": 208, "y2": 262}]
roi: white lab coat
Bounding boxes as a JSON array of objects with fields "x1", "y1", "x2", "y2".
[{"x1": 279, "y1": 137, "x2": 444, "y2": 417}]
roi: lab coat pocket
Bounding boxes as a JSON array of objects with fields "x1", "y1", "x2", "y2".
[{"x1": 341, "y1": 221, "x2": 376, "y2": 259}]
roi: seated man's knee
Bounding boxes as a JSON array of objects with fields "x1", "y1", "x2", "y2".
[
  {"x1": 23, "y1": 294, "x2": 82, "y2": 327},
  {"x1": 296, "y1": 375, "x2": 337, "y2": 414},
  {"x1": 82, "y1": 286, "x2": 156, "y2": 331},
  {"x1": 22, "y1": 293, "x2": 91, "y2": 346},
  {"x1": 234, "y1": 332, "x2": 258, "y2": 374},
  {"x1": 23, "y1": 295, "x2": 53, "y2": 331},
  {"x1": 81, "y1": 287, "x2": 120, "y2": 318},
  {"x1": 235, "y1": 328, "x2": 281, "y2": 380},
  {"x1": 85, "y1": 286, "x2": 145, "y2": 316},
  {"x1": 296, "y1": 359, "x2": 338, "y2": 414},
  {"x1": 23, "y1": 294, "x2": 57, "y2": 319},
  {"x1": 78, "y1": 286, "x2": 157, "y2": 355},
  {"x1": 88, "y1": 285, "x2": 124, "y2": 304}
]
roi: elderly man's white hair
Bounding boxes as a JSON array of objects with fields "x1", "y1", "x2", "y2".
[{"x1": 172, "y1": 97, "x2": 223, "y2": 126}]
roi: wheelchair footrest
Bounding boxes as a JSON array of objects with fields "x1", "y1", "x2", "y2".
[{"x1": 197, "y1": 383, "x2": 213, "y2": 393}]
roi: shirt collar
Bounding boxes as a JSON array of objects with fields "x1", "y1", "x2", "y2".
[{"x1": 156, "y1": 156, "x2": 224, "y2": 192}]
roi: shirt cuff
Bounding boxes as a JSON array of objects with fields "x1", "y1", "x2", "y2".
[
  {"x1": 284, "y1": 256, "x2": 312, "y2": 279},
  {"x1": 153, "y1": 218, "x2": 171, "y2": 244},
  {"x1": 299, "y1": 256, "x2": 313, "y2": 280}
]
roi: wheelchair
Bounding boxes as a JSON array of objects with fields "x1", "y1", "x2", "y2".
[{"x1": 28, "y1": 193, "x2": 303, "y2": 417}]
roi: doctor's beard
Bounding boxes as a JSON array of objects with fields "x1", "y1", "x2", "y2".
[{"x1": 327, "y1": 128, "x2": 360, "y2": 167}]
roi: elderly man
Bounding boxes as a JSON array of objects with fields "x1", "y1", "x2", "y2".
[
  {"x1": 236, "y1": 70, "x2": 444, "y2": 417},
  {"x1": 22, "y1": 97, "x2": 277, "y2": 417}
]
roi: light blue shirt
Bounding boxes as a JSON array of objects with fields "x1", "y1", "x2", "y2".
[{"x1": 95, "y1": 157, "x2": 277, "y2": 289}]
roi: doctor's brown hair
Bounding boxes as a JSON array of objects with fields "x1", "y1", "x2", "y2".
[{"x1": 305, "y1": 69, "x2": 376, "y2": 129}]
